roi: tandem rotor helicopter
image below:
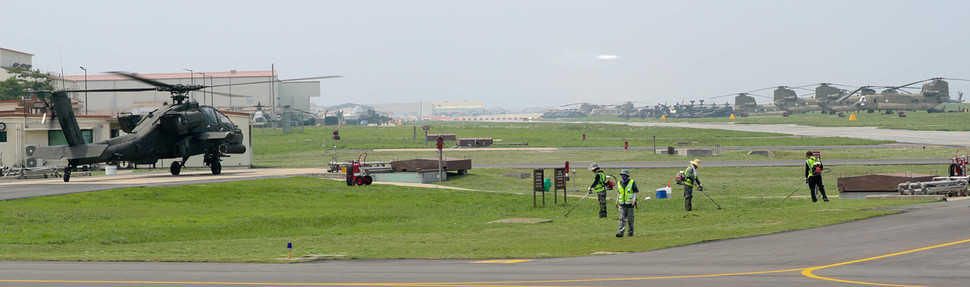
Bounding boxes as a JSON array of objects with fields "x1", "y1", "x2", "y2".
[
  {"x1": 719, "y1": 77, "x2": 966, "y2": 116},
  {"x1": 32, "y1": 71, "x2": 339, "y2": 182},
  {"x1": 813, "y1": 78, "x2": 963, "y2": 113}
]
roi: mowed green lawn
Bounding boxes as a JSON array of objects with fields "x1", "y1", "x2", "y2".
[
  {"x1": 0, "y1": 164, "x2": 933, "y2": 263},
  {"x1": 253, "y1": 122, "x2": 892, "y2": 167}
]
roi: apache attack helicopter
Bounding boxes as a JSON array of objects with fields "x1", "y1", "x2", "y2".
[
  {"x1": 813, "y1": 78, "x2": 960, "y2": 113},
  {"x1": 666, "y1": 99, "x2": 735, "y2": 118},
  {"x1": 33, "y1": 71, "x2": 339, "y2": 182}
]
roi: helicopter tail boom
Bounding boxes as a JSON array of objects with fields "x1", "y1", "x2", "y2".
[
  {"x1": 32, "y1": 144, "x2": 109, "y2": 160},
  {"x1": 50, "y1": 91, "x2": 86, "y2": 147}
]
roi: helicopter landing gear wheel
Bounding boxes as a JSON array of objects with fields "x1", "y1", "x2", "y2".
[
  {"x1": 63, "y1": 167, "x2": 72, "y2": 182},
  {"x1": 171, "y1": 161, "x2": 182, "y2": 175},
  {"x1": 210, "y1": 161, "x2": 222, "y2": 175}
]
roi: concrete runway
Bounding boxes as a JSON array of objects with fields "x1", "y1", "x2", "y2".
[{"x1": 1, "y1": 200, "x2": 967, "y2": 286}]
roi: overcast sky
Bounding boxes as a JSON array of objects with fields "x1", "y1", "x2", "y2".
[{"x1": 4, "y1": 0, "x2": 970, "y2": 109}]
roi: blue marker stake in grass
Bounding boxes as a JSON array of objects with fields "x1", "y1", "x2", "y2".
[{"x1": 287, "y1": 242, "x2": 292, "y2": 259}]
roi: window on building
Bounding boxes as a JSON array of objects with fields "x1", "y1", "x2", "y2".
[
  {"x1": 0, "y1": 131, "x2": 6, "y2": 143},
  {"x1": 48, "y1": 130, "x2": 93, "y2": 146}
]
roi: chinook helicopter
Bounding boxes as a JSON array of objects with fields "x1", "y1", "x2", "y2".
[
  {"x1": 770, "y1": 86, "x2": 821, "y2": 114},
  {"x1": 733, "y1": 93, "x2": 786, "y2": 116},
  {"x1": 710, "y1": 89, "x2": 784, "y2": 116},
  {"x1": 814, "y1": 78, "x2": 959, "y2": 113},
  {"x1": 33, "y1": 71, "x2": 339, "y2": 182}
]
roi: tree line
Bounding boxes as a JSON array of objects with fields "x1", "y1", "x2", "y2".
[{"x1": 0, "y1": 67, "x2": 54, "y2": 100}]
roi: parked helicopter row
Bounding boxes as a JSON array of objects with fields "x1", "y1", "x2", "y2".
[
  {"x1": 727, "y1": 77, "x2": 964, "y2": 116},
  {"x1": 544, "y1": 100, "x2": 738, "y2": 119},
  {"x1": 542, "y1": 78, "x2": 962, "y2": 119}
]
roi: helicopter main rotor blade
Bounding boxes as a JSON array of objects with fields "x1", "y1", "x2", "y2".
[
  {"x1": 207, "y1": 75, "x2": 342, "y2": 88},
  {"x1": 891, "y1": 78, "x2": 933, "y2": 89},
  {"x1": 206, "y1": 90, "x2": 252, "y2": 98},
  {"x1": 800, "y1": 83, "x2": 857, "y2": 89},
  {"x1": 745, "y1": 86, "x2": 777, "y2": 93},
  {"x1": 107, "y1": 71, "x2": 175, "y2": 89},
  {"x1": 941, "y1": 77, "x2": 970, "y2": 82},
  {"x1": 63, "y1": 87, "x2": 159, "y2": 93},
  {"x1": 280, "y1": 75, "x2": 343, "y2": 82},
  {"x1": 834, "y1": 86, "x2": 870, "y2": 103}
]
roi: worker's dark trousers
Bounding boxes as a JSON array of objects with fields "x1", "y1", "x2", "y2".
[
  {"x1": 617, "y1": 204, "x2": 635, "y2": 236},
  {"x1": 597, "y1": 191, "x2": 608, "y2": 218},
  {"x1": 808, "y1": 176, "x2": 828, "y2": 202},
  {"x1": 684, "y1": 185, "x2": 693, "y2": 211}
]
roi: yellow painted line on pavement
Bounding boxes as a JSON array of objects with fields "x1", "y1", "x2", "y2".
[
  {"x1": 800, "y1": 238, "x2": 970, "y2": 287},
  {"x1": 469, "y1": 259, "x2": 532, "y2": 264}
]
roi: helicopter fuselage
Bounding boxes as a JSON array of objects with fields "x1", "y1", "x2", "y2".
[{"x1": 74, "y1": 102, "x2": 246, "y2": 165}]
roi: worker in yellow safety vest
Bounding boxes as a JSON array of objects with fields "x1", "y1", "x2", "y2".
[
  {"x1": 615, "y1": 169, "x2": 638, "y2": 237},
  {"x1": 805, "y1": 151, "x2": 829, "y2": 202},
  {"x1": 683, "y1": 159, "x2": 703, "y2": 211},
  {"x1": 588, "y1": 163, "x2": 608, "y2": 218}
]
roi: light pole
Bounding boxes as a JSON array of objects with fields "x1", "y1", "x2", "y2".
[
  {"x1": 228, "y1": 76, "x2": 233, "y2": 110},
  {"x1": 182, "y1": 68, "x2": 194, "y2": 84},
  {"x1": 209, "y1": 75, "x2": 214, "y2": 106},
  {"x1": 182, "y1": 68, "x2": 194, "y2": 102},
  {"x1": 79, "y1": 66, "x2": 87, "y2": 114},
  {"x1": 198, "y1": 72, "x2": 207, "y2": 106}
]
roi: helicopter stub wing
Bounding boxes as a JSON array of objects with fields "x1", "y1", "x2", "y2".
[
  {"x1": 32, "y1": 144, "x2": 109, "y2": 160},
  {"x1": 199, "y1": 131, "x2": 233, "y2": 140}
]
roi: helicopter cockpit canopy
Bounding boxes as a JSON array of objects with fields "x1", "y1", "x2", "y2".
[{"x1": 200, "y1": 106, "x2": 236, "y2": 131}]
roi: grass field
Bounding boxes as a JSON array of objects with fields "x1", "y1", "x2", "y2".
[
  {"x1": 253, "y1": 123, "x2": 894, "y2": 167},
  {"x1": 0, "y1": 166, "x2": 931, "y2": 262}
]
